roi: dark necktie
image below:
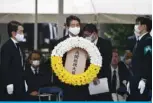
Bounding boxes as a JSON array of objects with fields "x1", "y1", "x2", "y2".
[
  {"x1": 112, "y1": 70, "x2": 117, "y2": 93},
  {"x1": 132, "y1": 40, "x2": 139, "y2": 54},
  {"x1": 16, "y1": 43, "x2": 23, "y2": 66},
  {"x1": 34, "y1": 69, "x2": 38, "y2": 75},
  {"x1": 16, "y1": 43, "x2": 20, "y2": 50}
]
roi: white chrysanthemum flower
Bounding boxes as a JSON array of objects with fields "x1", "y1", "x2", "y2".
[{"x1": 51, "y1": 37, "x2": 102, "y2": 66}]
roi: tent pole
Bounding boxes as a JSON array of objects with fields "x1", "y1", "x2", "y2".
[
  {"x1": 34, "y1": 0, "x2": 38, "y2": 50},
  {"x1": 57, "y1": 0, "x2": 64, "y2": 39}
]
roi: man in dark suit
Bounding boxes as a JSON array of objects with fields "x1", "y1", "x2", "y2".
[
  {"x1": 106, "y1": 49, "x2": 130, "y2": 101},
  {"x1": 49, "y1": 15, "x2": 89, "y2": 101},
  {"x1": 25, "y1": 50, "x2": 51, "y2": 100},
  {"x1": 81, "y1": 23, "x2": 112, "y2": 101},
  {"x1": 0, "y1": 21, "x2": 27, "y2": 100},
  {"x1": 127, "y1": 16, "x2": 152, "y2": 101}
]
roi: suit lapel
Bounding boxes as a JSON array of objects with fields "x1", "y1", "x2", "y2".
[
  {"x1": 96, "y1": 37, "x2": 100, "y2": 47},
  {"x1": 139, "y1": 33, "x2": 150, "y2": 43},
  {"x1": 107, "y1": 67, "x2": 112, "y2": 90},
  {"x1": 9, "y1": 39, "x2": 18, "y2": 51},
  {"x1": 9, "y1": 39, "x2": 24, "y2": 67},
  {"x1": 96, "y1": 37, "x2": 102, "y2": 51},
  {"x1": 118, "y1": 66, "x2": 122, "y2": 85}
]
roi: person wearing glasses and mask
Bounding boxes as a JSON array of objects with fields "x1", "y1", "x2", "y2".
[
  {"x1": 0, "y1": 21, "x2": 27, "y2": 100},
  {"x1": 81, "y1": 23, "x2": 112, "y2": 101},
  {"x1": 25, "y1": 50, "x2": 51, "y2": 100}
]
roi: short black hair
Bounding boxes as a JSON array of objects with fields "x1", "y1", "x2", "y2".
[
  {"x1": 82, "y1": 23, "x2": 98, "y2": 33},
  {"x1": 28, "y1": 50, "x2": 42, "y2": 60},
  {"x1": 136, "y1": 16, "x2": 152, "y2": 32},
  {"x1": 7, "y1": 21, "x2": 22, "y2": 37},
  {"x1": 112, "y1": 47, "x2": 118, "y2": 54},
  {"x1": 66, "y1": 15, "x2": 81, "y2": 27}
]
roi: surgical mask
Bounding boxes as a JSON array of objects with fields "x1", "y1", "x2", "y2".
[
  {"x1": 134, "y1": 25, "x2": 141, "y2": 34},
  {"x1": 22, "y1": 38, "x2": 26, "y2": 42},
  {"x1": 85, "y1": 36, "x2": 92, "y2": 41},
  {"x1": 126, "y1": 59, "x2": 132, "y2": 64},
  {"x1": 15, "y1": 33, "x2": 25, "y2": 42},
  {"x1": 134, "y1": 31, "x2": 140, "y2": 39},
  {"x1": 32, "y1": 60, "x2": 40, "y2": 66},
  {"x1": 69, "y1": 27, "x2": 80, "y2": 35},
  {"x1": 85, "y1": 34, "x2": 97, "y2": 42}
]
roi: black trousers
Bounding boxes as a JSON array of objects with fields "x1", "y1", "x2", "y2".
[
  {"x1": 127, "y1": 76, "x2": 151, "y2": 101},
  {"x1": 87, "y1": 93, "x2": 113, "y2": 101}
]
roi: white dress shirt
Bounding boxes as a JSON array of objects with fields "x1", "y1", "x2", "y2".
[
  {"x1": 138, "y1": 32, "x2": 148, "y2": 41},
  {"x1": 111, "y1": 66, "x2": 127, "y2": 101},
  {"x1": 94, "y1": 38, "x2": 98, "y2": 45},
  {"x1": 111, "y1": 66, "x2": 120, "y2": 90},
  {"x1": 11, "y1": 37, "x2": 18, "y2": 46},
  {"x1": 31, "y1": 66, "x2": 39, "y2": 74},
  {"x1": 11, "y1": 38, "x2": 23, "y2": 66}
]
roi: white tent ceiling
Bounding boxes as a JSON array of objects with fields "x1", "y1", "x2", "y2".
[
  {"x1": 0, "y1": 0, "x2": 152, "y2": 23},
  {"x1": 0, "y1": 14, "x2": 141, "y2": 24}
]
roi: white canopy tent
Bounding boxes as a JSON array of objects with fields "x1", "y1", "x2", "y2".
[
  {"x1": 0, "y1": 0, "x2": 152, "y2": 49},
  {"x1": 0, "y1": 0, "x2": 152, "y2": 23}
]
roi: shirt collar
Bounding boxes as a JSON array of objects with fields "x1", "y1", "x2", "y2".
[
  {"x1": 68, "y1": 33, "x2": 78, "y2": 38},
  {"x1": 31, "y1": 66, "x2": 39, "y2": 73},
  {"x1": 11, "y1": 38, "x2": 18, "y2": 44},
  {"x1": 94, "y1": 38, "x2": 98, "y2": 45},
  {"x1": 65, "y1": 29, "x2": 69, "y2": 36},
  {"x1": 138, "y1": 32, "x2": 148, "y2": 41},
  {"x1": 111, "y1": 65, "x2": 118, "y2": 73},
  {"x1": 11, "y1": 38, "x2": 18, "y2": 48}
]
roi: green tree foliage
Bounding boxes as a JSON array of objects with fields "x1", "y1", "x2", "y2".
[{"x1": 104, "y1": 24, "x2": 134, "y2": 55}]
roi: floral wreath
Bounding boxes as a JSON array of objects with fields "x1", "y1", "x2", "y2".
[{"x1": 50, "y1": 37, "x2": 102, "y2": 86}]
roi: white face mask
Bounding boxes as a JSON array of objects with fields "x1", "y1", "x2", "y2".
[
  {"x1": 32, "y1": 60, "x2": 40, "y2": 66},
  {"x1": 134, "y1": 31, "x2": 140, "y2": 39},
  {"x1": 15, "y1": 33, "x2": 25, "y2": 42},
  {"x1": 134, "y1": 25, "x2": 141, "y2": 34},
  {"x1": 85, "y1": 34, "x2": 97, "y2": 42},
  {"x1": 126, "y1": 59, "x2": 132, "y2": 64},
  {"x1": 85, "y1": 36, "x2": 92, "y2": 41},
  {"x1": 22, "y1": 38, "x2": 26, "y2": 42},
  {"x1": 69, "y1": 27, "x2": 80, "y2": 35}
]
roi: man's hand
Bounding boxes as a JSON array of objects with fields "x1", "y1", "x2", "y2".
[
  {"x1": 30, "y1": 91, "x2": 38, "y2": 96},
  {"x1": 138, "y1": 79, "x2": 146, "y2": 94},
  {"x1": 93, "y1": 77, "x2": 100, "y2": 85}
]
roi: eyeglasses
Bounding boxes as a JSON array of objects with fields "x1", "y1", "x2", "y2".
[{"x1": 83, "y1": 31, "x2": 92, "y2": 37}]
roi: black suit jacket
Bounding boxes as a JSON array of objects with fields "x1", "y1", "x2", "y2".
[
  {"x1": 25, "y1": 64, "x2": 52, "y2": 93},
  {"x1": 88, "y1": 62, "x2": 129, "y2": 101},
  {"x1": 126, "y1": 35, "x2": 137, "y2": 52},
  {"x1": 96, "y1": 37, "x2": 112, "y2": 78},
  {"x1": 131, "y1": 33, "x2": 152, "y2": 89},
  {"x1": 48, "y1": 35, "x2": 69, "y2": 87},
  {"x1": 56, "y1": 35, "x2": 69, "y2": 45},
  {"x1": 98, "y1": 62, "x2": 130, "y2": 95},
  {"x1": 127, "y1": 33, "x2": 152, "y2": 101},
  {"x1": 106, "y1": 62, "x2": 130, "y2": 92},
  {"x1": 0, "y1": 39, "x2": 25, "y2": 95}
]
